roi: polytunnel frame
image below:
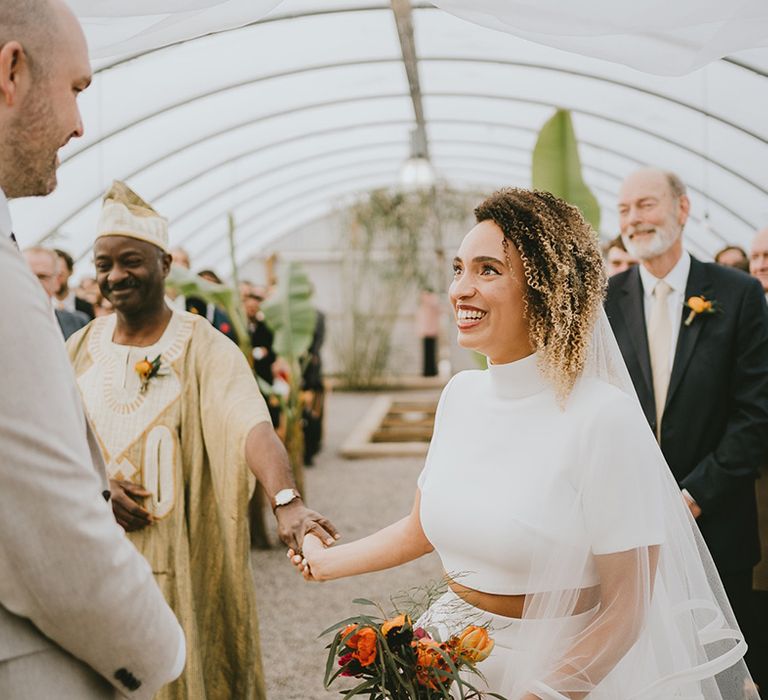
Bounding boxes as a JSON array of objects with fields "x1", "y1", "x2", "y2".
[
  {"x1": 51, "y1": 72, "x2": 764, "y2": 259},
  {"x1": 51, "y1": 4, "x2": 768, "y2": 264}
]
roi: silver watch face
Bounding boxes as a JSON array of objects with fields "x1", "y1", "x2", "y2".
[{"x1": 274, "y1": 488, "x2": 297, "y2": 506}]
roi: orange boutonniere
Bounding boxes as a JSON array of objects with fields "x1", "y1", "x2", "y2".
[
  {"x1": 135, "y1": 354, "x2": 163, "y2": 393},
  {"x1": 684, "y1": 295, "x2": 719, "y2": 326}
]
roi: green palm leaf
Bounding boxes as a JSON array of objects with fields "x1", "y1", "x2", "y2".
[
  {"x1": 532, "y1": 108, "x2": 601, "y2": 231},
  {"x1": 261, "y1": 262, "x2": 317, "y2": 364}
]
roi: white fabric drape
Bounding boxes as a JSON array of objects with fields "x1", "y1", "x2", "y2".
[
  {"x1": 430, "y1": 0, "x2": 768, "y2": 75},
  {"x1": 71, "y1": 0, "x2": 768, "y2": 74},
  {"x1": 69, "y1": 0, "x2": 282, "y2": 59}
]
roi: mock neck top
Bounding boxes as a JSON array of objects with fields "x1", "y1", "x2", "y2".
[
  {"x1": 418, "y1": 362, "x2": 664, "y2": 595},
  {"x1": 487, "y1": 353, "x2": 547, "y2": 399}
]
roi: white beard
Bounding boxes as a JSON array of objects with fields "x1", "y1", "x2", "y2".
[{"x1": 622, "y1": 223, "x2": 680, "y2": 261}]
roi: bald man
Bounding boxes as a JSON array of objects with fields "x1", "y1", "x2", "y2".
[
  {"x1": 0, "y1": 1, "x2": 184, "y2": 698},
  {"x1": 605, "y1": 168, "x2": 768, "y2": 680},
  {"x1": 749, "y1": 227, "x2": 768, "y2": 298}
]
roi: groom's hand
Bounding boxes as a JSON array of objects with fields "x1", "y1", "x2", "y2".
[{"x1": 274, "y1": 500, "x2": 339, "y2": 552}]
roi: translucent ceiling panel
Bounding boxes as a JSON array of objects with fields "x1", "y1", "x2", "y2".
[
  {"x1": 198, "y1": 170, "x2": 405, "y2": 269},
  {"x1": 169, "y1": 146, "x2": 410, "y2": 254},
  {"x1": 10, "y1": 7, "x2": 406, "y2": 258}
]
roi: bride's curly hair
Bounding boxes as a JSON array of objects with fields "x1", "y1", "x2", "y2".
[{"x1": 474, "y1": 188, "x2": 606, "y2": 400}]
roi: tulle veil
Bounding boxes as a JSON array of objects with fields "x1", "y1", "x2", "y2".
[{"x1": 496, "y1": 309, "x2": 756, "y2": 699}]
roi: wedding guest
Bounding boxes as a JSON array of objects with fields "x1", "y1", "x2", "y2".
[
  {"x1": 416, "y1": 288, "x2": 441, "y2": 376},
  {"x1": 606, "y1": 167, "x2": 768, "y2": 681},
  {"x1": 24, "y1": 246, "x2": 89, "y2": 338},
  {"x1": 67, "y1": 181, "x2": 339, "y2": 700},
  {"x1": 54, "y1": 247, "x2": 95, "y2": 318},
  {"x1": 0, "y1": 1, "x2": 183, "y2": 697},
  {"x1": 749, "y1": 227, "x2": 768, "y2": 298},
  {"x1": 602, "y1": 234, "x2": 638, "y2": 277},
  {"x1": 714, "y1": 244, "x2": 750, "y2": 273},
  {"x1": 290, "y1": 188, "x2": 754, "y2": 699}
]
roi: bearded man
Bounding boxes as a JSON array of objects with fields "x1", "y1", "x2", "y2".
[
  {"x1": 67, "y1": 181, "x2": 338, "y2": 700},
  {"x1": 0, "y1": 1, "x2": 184, "y2": 698},
  {"x1": 604, "y1": 167, "x2": 768, "y2": 680}
]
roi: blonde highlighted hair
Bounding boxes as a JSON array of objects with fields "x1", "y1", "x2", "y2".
[{"x1": 474, "y1": 188, "x2": 606, "y2": 400}]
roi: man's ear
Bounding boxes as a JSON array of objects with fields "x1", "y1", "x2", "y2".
[
  {"x1": 0, "y1": 41, "x2": 26, "y2": 107},
  {"x1": 160, "y1": 251, "x2": 173, "y2": 277},
  {"x1": 677, "y1": 194, "x2": 691, "y2": 227}
]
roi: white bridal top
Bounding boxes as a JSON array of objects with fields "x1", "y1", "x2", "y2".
[{"x1": 418, "y1": 353, "x2": 665, "y2": 595}]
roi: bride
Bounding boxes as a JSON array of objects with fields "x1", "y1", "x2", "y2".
[{"x1": 289, "y1": 188, "x2": 755, "y2": 699}]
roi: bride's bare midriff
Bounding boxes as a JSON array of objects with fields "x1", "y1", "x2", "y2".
[{"x1": 447, "y1": 577, "x2": 601, "y2": 619}]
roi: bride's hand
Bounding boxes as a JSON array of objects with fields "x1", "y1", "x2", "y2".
[{"x1": 287, "y1": 533, "x2": 326, "y2": 582}]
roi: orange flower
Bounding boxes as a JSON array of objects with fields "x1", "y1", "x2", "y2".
[
  {"x1": 686, "y1": 296, "x2": 712, "y2": 314},
  {"x1": 455, "y1": 625, "x2": 495, "y2": 663},
  {"x1": 341, "y1": 624, "x2": 358, "y2": 647},
  {"x1": 381, "y1": 614, "x2": 409, "y2": 637},
  {"x1": 413, "y1": 640, "x2": 445, "y2": 689},
  {"x1": 134, "y1": 359, "x2": 153, "y2": 379},
  {"x1": 350, "y1": 627, "x2": 377, "y2": 667},
  {"x1": 684, "y1": 295, "x2": 717, "y2": 326}
]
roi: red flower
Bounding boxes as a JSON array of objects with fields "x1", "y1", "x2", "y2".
[{"x1": 219, "y1": 322, "x2": 231, "y2": 333}]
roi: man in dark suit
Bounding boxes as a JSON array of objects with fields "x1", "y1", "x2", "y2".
[
  {"x1": 53, "y1": 248, "x2": 94, "y2": 319},
  {"x1": 605, "y1": 168, "x2": 768, "y2": 679}
]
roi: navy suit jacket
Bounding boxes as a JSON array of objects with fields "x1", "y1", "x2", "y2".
[{"x1": 605, "y1": 258, "x2": 768, "y2": 572}]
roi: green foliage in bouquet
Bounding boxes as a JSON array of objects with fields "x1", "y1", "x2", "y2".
[{"x1": 321, "y1": 591, "x2": 505, "y2": 700}]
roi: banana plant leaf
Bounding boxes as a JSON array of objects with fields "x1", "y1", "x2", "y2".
[
  {"x1": 164, "y1": 264, "x2": 252, "y2": 362},
  {"x1": 261, "y1": 262, "x2": 317, "y2": 365},
  {"x1": 532, "y1": 108, "x2": 601, "y2": 231}
]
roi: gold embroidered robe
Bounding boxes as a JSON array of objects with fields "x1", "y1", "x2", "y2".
[{"x1": 67, "y1": 310, "x2": 270, "y2": 700}]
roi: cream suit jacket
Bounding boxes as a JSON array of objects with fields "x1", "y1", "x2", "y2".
[{"x1": 0, "y1": 234, "x2": 184, "y2": 699}]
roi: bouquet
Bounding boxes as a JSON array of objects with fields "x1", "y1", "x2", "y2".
[{"x1": 322, "y1": 587, "x2": 504, "y2": 699}]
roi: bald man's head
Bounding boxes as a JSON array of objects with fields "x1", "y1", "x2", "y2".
[
  {"x1": 1, "y1": 0, "x2": 67, "y2": 78},
  {"x1": 0, "y1": 0, "x2": 90, "y2": 198}
]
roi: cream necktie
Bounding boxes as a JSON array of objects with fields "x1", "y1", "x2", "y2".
[{"x1": 648, "y1": 280, "x2": 672, "y2": 438}]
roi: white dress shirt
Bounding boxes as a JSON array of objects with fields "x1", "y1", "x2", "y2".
[
  {"x1": 638, "y1": 252, "x2": 691, "y2": 378},
  {"x1": 57, "y1": 289, "x2": 77, "y2": 312},
  {"x1": 637, "y1": 252, "x2": 699, "y2": 509},
  {"x1": 0, "y1": 186, "x2": 12, "y2": 240}
]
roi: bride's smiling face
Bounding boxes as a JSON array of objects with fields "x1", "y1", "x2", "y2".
[{"x1": 449, "y1": 220, "x2": 533, "y2": 364}]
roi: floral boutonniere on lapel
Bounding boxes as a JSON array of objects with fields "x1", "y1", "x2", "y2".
[
  {"x1": 684, "y1": 295, "x2": 719, "y2": 327},
  {"x1": 135, "y1": 354, "x2": 168, "y2": 393}
]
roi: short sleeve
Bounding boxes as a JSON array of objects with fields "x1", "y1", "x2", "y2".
[
  {"x1": 581, "y1": 389, "x2": 666, "y2": 555},
  {"x1": 197, "y1": 322, "x2": 271, "y2": 443},
  {"x1": 417, "y1": 375, "x2": 456, "y2": 489}
]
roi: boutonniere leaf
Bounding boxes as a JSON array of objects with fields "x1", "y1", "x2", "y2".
[
  {"x1": 135, "y1": 354, "x2": 165, "y2": 393},
  {"x1": 684, "y1": 295, "x2": 719, "y2": 327}
]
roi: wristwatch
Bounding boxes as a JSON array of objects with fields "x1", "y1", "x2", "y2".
[{"x1": 272, "y1": 488, "x2": 301, "y2": 511}]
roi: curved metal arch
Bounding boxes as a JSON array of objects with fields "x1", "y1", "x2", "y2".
[
  {"x1": 165, "y1": 134, "x2": 752, "y2": 243},
  {"x1": 46, "y1": 87, "x2": 764, "y2": 243},
  {"x1": 177, "y1": 154, "x2": 407, "y2": 248},
  {"x1": 75, "y1": 56, "x2": 764, "y2": 167},
  {"x1": 205, "y1": 162, "x2": 713, "y2": 269},
  {"x1": 203, "y1": 159, "x2": 718, "y2": 270}
]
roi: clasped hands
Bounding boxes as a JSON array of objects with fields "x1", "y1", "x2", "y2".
[{"x1": 287, "y1": 532, "x2": 328, "y2": 581}]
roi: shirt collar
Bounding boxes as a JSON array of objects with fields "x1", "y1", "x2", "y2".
[
  {"x1": 0, "y1": 186, "x2": 12, "y2": 240},
  {"x1": 638, "y1": 251, "x2": 691, "y2": 296}
]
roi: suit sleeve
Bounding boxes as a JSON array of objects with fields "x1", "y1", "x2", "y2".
[
  {"x1": 0, "y1": 238, "x2": 183, "y2": 699},
  {"x1": 681, "y1": 278, "x2": 768, "y2": 512}
]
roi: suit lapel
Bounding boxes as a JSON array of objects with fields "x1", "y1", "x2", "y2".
[
  {"x1": 666, "y1": 258, "x2": 711, "y2": 407},
  {"x1": 616, "y1": 268, "x2": 654, "y2": 405}
]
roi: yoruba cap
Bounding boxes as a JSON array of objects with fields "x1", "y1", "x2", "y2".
[{"x1": 96, "y1": 180, "x2": 169, "y2": 253}]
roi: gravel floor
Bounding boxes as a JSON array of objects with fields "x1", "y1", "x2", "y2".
[{"x1": 251, "y1": 390, "x2": 443, "y2": 700}]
